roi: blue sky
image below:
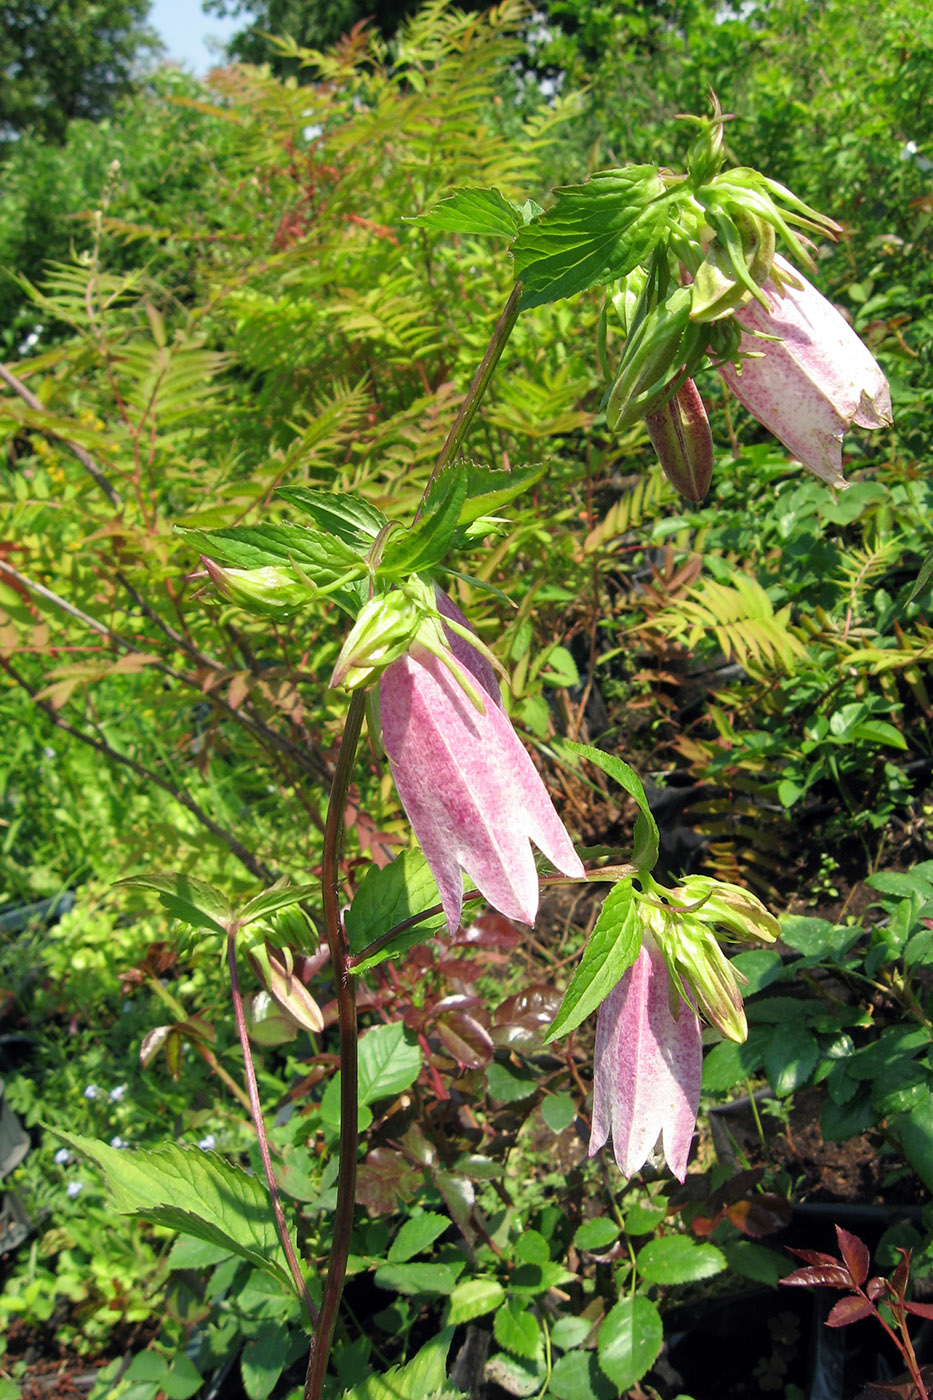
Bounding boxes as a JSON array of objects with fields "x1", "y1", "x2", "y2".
[{"x1": 147, "y1": 0, "x2": 242, "y2": 74}]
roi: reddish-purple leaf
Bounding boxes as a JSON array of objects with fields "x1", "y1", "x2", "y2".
[
  {"x1": 835, "y1": 1226, "x2": 870, "y2": 1286},
  {"x1": 781, "y1": 1265, "x2": 854, "y2": 1289},
  {"x1": 855, "y1": 1363, "x2": 933, "y2": 1399},
  {"x1": 786, "y1": 1247, "x2": 845, "y2": 1268},
  {"x1": 435, "y1": 1012, "x2": 495, "y2": 1069},
  {"x1": 904, "y1": 1300, "x2": 933, "y2": 1319},
  {"x1": 454, "y1": 912, "x2": 523, "y2": 949},
  {"x1": 866, "y1": 1276, "x2": 887, "y2": 1301},
  {"x1": 432, "y1": 992, "x2": 486, "y2": 1015},
  {"x1": 826, "y1": 1295, "x2": 874, "y2": 1328},
  {"x1": 891, "y1": 1250, "x2": 912, "y2": 1302},
  {"x1": 725, "y1": 1194, "x2": 792, "y2": 1238},
  {"x1": 355, "y1": 1148, "x2": 421, "y2": 1215}
]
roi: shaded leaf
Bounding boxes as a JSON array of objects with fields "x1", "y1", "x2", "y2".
[{"x1": 826, "y1": 1295, "x2": 874, "y2": 1328}]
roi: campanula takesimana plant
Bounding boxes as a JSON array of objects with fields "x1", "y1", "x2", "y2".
[{"x1": 82, "y1": 91, "x2": 893, "y2": 1400}]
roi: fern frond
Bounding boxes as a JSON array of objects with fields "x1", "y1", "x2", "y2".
[{"x1": 645, "y1": 570, "x2": 809, "y2": 673}]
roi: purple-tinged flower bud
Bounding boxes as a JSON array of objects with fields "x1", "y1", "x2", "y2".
[
  {"x1": 202, "y1": 558, "x2": 310, "y2": 617},
  {"x1": 644, "y1": 379, "x2": 714, "y2": 502}
]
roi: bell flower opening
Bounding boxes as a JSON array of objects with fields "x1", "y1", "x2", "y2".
[
  {"x1": 718, "y1": 253, "x2": 892, "y2": 488},
  {"x1": 379, "y1": 592, "x2": 584, "y2": 935},
  {"x1": 589, "y1": 934, "x2": 701, "y2": 1182}
]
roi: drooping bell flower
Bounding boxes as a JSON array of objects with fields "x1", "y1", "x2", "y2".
[
  {"x1": 589, "y1": 934, "x2": 701, "y2": 1182},
  {"x1": 718, "y1": 253, "x2": 892, "y2": 488},
  {"x1": 379, "y1": 590, "x2": 584, "y2": 935}
]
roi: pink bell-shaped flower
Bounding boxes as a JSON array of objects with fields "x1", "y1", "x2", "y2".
[
  {"x1": 589, "y1": 935, "x2": 701, "y2": 1182},
  {"x1": 379, "y1": 592, "x2": 584, "y2": 934},
  {"x1": 718, "y1": 253, "x2": 892, "y2": 488}
]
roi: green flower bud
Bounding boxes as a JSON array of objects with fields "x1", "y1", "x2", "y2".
[
  {"x1": 606, "y1": 287, "x2": 706, "y2": 432},
  {"x1": 674, "y1": 875, "x2": 780, "y2": 945},
  {"x1": 668, "y1": 920, "x2": 748, "y2": 1043},
  {"x1": 610, "y1": 266, "x2": 649, "y2": 338},
  {"x1": 690, "y1": 211, "x2": 776, "y2": 322},
  {"x1": 331, "y1": 585, "x2": 443, "y2": 691},
  {"x1": 202, "y1": 558, "x2": 311, "y2": 617},
  {"x1": 685, "y1": 92, "x2": 727, "y2": 185}
]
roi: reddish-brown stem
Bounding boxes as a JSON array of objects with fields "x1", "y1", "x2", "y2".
[
  {"x1": 304, "y1": 690, "x2": 366, "y2": 1400},
  {"x1": 227, "y1": 930, "x2": 319, "y2": 1328}
]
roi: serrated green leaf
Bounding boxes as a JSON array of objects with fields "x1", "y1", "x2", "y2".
[
  {"x1": 549, "y1": 1349, "x2": 616, "y2": 1400},
  {"x1": 541, "y1": 1092, "x2": 576, "y2": 1133},
  {"x1": 359, "y1": 1022, "x2": 422, "y2": 1103},
  {"x1": 115, "y1": 872, "x2": 232, "y2": 934},
  {"x1": 379, "y1": 473, "x2": 467, "y2": 578},
  {"x1": 54, "y1": 1132, "x2": 294, "y2": 1291},
  {"x1": 343, "y1": 1328, "x2": 456, "y2": 1400},
  {"x1": 622, "y1": 1202, "x2": 668, "y2": 1235},
  {"x1": 180, "y1": 524, "x2": 361, "y2": 584},
  {"x1": 514, "y1": 167, "x2": 666, "y2": 310},
  {"x1": 763, "y1": 1023, "x2": 819, "y2": 1096},
  {"x1": 494, "y1": 1298, "x2": 542, "y2": 1360},
  {"x1": 321, "y1": 1023, "x2": 421, "y2": 1131},
  {"x1": 720, "y1": 1241, "x2": 786, "y2": 1287},
  {"x1": 274, "y1": 486, "x2": 386, "y2": 548},
  {"x1": 446, "y1": 1278, "x2": 505, "y2": 1324},
  {"x1": 387, "y1": 1212, "x2": 450, "y2": 1263},
  {"x1": 373, "y1": 1261, "x2": 458, "y2": 1295},
  {"x1": 635, "y1": 1236, "x2": 725, "y2": 1286},
  {"x1": 573, "y1": 1218, "x2": 619, "y2": 1251},
  {"x1": 821, "y1": 1091, "x2": 877, "y2": 1142},
  {"x1": 486, "y1": 1059, "x2": 538, "y2": 1102},
  {"x1": 597, "y1": 1296, "x2": 663, "y2": 1390},
  {"x1": 701, "y1": 1027, "x2": 770, "y2": 1093},
  {"x1": 424, "y1": 460, "x2": 547, "y2": 526},
  {"x1": 408, "y1": 186, "x2": 522, "y2": 236},
  {"x1": 545, "y1": 878, "x2": 640, "y2": 1043},
  {"x1": 241, "y1": 1327, "x2": 288, "y2": 1400},
  {"x1": 345, "y1": 849, "x2": 446, "y2": 971},
  {"x1": 558, "y1": 742, "x2": 659, "y2": 871},
  {"x1": 550, "y1": 1317, "x2": 594, "y2": 1353},
  {"x1": 892, "y1": 1099, "x2": 933, "y2": 1191},
  {"x1": 236, "y1": 882, "x2": 320, "y2": 926},
  {"x1": 908, "y1": 550, "x2": 933, "y2": 604},
  {"x1": 729, "y1": 949, "x2": 784, "y2": 995}
]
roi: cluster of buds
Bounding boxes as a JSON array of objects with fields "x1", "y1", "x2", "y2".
[{"x1": 605, "y1": 94, "x2": 892, "y2": 496}]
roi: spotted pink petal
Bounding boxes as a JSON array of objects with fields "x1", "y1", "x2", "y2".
[
  {"x1": 719, "y1": 254, "x2": 892, "y2": 487},
  {"x1": 589, "y1": 937, "x2": 701, "y2": 1182},
  {"x1": 380, "y1": 596, "x2": 583, "y2": 934}
]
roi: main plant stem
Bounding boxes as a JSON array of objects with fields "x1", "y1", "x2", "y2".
[
  {"x1": 305, "y1": 690, "x2": 366, "y2": 1400},
  {"x1": 305, "y1": 288, "x2": 523, "y2": 1391},
  {"x1": 415, "y1": 281, "x2": 523, "y2": 520}
]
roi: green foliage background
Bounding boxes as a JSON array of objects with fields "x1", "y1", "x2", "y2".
[{"x1": 2, "y1": 0, "x2": 933, "y2": 1394}]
